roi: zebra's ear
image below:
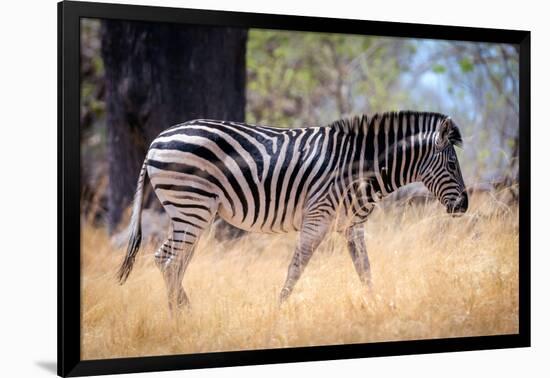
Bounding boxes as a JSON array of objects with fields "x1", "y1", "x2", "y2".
[{"x1": 438, "y1": 117, "x2": 463, "y2": 149}]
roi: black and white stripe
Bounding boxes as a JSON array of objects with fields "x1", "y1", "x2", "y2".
[{"x1": 118, "y1": 111, "x2": 468, "y2": 310}]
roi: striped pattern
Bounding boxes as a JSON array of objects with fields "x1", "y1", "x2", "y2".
[{"x1": 118, "y1": 111, "x2": 468, "y2": 310}]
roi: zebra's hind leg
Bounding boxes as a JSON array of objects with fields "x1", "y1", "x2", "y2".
[
  {"x1": 344, "y1": 225, "x2": 372, "y2": 289},
  {"x1": 154, "y1": 236, "x2": 196, "y2": 312},
  {"x1": 155, "y1": 205, "x2": 217, "y2": 313},
  {"x1": 279, "y1": 219, "x2": 329, "y2": 303}
]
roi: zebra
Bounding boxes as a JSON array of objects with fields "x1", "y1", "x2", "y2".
[{"x1": 117, "y1": 110, "x2": 468, "y2": 311}]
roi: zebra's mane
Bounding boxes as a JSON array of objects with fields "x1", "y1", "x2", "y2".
[{"x1": 328, "y1": 110, "x2": 463, "y2": 147}]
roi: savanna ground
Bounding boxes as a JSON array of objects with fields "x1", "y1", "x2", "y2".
[{"x1": 81, "y1": 192, "x2": 518, "y2": 360}]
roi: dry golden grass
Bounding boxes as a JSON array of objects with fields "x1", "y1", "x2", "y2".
[{"x1": 81, "y1": 193, "x2": 518, "y2": 360}]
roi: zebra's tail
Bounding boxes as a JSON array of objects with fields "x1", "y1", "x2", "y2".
[{"x1": 117, "y1": 160, "x2": 147, "y2": 284}]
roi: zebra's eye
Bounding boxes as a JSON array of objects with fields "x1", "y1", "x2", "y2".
[{"x1": 448, "y1": 161, "x2": 457, "y2": 171}]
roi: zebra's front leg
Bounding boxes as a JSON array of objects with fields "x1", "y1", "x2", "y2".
[
  {"x1": 280, "y1": 220, "x2": 329, "y2": 303},
  {"x1": 344, "y1": 225, "x2": 372, "y2": 289}
]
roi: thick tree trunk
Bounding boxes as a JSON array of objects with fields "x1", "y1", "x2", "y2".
[{"x1": 101, "y1": 20, "x2": 247, "y2": 232}]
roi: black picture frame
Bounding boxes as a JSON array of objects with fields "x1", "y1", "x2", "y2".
[{"x1": 58, "y1": 1, "x2": 531, "y2": 376}]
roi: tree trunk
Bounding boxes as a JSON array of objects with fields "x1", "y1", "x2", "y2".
[{"x1": 101, "y1": 20, "x2": 247, "y2": 232}]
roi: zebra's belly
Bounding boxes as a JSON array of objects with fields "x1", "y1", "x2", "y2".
[{"x1": 217, "y1": 199, "x2": 302, "y2": 234}]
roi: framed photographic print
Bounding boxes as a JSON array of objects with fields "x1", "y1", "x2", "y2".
[{"x1": 58, "y1": 0, "x2": 530, "y2": 376}]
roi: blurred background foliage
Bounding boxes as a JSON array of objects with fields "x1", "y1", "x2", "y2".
[
  {"x1": 81, "y1": 19, "x2": 519, "y2": 230},
  {"x1": 245, "y1": 30, "x2": 413, "y2": 126}
]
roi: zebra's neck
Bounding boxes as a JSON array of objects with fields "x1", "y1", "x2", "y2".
[
  {"x1": 333, "y1": 111, "x2": 442, "y2": 201},
  {"x1": 369, "y1": 130, "x2": 436, "y2": 196}
]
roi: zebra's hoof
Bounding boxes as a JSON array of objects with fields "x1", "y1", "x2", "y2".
[
  {"x1": 177, "y1": 292, "x2": 191, "y2": 309},
  {"x1": 279, "y1": 288, "x2": 291, "y2": 304}
]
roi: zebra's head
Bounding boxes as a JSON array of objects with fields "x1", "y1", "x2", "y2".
[{"x1": 420, "y1": 116, "x2": 468, "y2": 216}]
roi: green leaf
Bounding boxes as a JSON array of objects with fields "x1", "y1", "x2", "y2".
[
  {"x1": 459, "y1": 57, "x2": 474, "y2": 73},
  {"x1": 432, "y1": 64, "x2": 446, "y2": 74}
]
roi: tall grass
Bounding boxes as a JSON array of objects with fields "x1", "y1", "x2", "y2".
[{"x1": 81, "y1": 193, "x2": 518, "y2": 360}]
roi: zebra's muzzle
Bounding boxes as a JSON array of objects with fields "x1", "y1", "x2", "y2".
[{"x1": 447, "y1": 190, "x2": 468, "y2": 216}]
